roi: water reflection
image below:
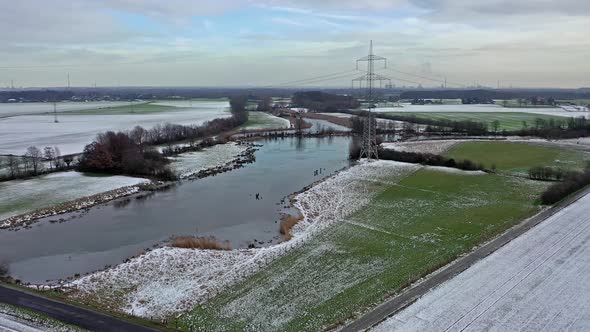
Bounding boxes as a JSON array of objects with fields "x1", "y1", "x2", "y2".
[{"x1": 0, "y1": 137, "x2": 351, "y2": 283}]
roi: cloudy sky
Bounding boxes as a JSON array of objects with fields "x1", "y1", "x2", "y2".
[{"x1": 1, "y1": 0, "x2": 588, "y2": 88}]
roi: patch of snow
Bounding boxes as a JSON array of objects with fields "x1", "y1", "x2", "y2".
[
  {"x1": 169, "y1": 143, "x2": 247, "y2": 178},
  {"x1": 0, "y1": 171, "x2": 149, "y2": 221},
  {"x1": 425, "y1": 166, "x2": 486, "y2": 175},
  {"x1": 382, "y1": 140, "x2": 462, "y2": 155}
]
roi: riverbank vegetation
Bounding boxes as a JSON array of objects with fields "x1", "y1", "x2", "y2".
[{"x1": 170, "y1": 236, "x2": 232, "y2": 251}]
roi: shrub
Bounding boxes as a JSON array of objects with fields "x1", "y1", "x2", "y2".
[
  {"x1": 529, "y1": 166, "x2": 565, "y2": 181},
  {"x1": 280, "y1": 215, "x2": 302, "y2": 241},
  {"x1": 378, "y1": 149, "x2": 486, "y2": 172},
  {"x1": 540, "y1": 171, "x2": 590, "y2": 205},
  {"x1": 169, "y1": 236, "x2": 231, "y2": 250}
]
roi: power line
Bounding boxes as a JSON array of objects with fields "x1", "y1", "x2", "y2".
[
  {"x1": 381, "y1": 67, "x2": 466, "y2": 87},
  {"x1": 353, "y1": 41, "x2": 389, "y2": 161},
  {"x1": 260, "y1": 69, "x2": 361, "y2": 88}
]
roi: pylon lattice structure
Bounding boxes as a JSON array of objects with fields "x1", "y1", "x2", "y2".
[{"x1": 353, "y1": 41, "x2": 390, "y2": 160}]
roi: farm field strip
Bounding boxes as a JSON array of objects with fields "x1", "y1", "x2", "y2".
[
  {"x1": 0, "y1": 100, "x2": 230, "y2": 155},
  {"x1": 444, "y1": 141, "x2": 590, "y2": 175},
  {"x1": 239, "y1": 112, "x2": 290, "y2": 130},
  {"x1": 372, "y1": 193, "x2": 590, "y2": 332},
  {"x1": 0, "y1": 171, "x2": 149, "y2": 222}
]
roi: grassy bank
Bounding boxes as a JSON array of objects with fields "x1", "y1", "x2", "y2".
[{"x1": 178, "y1": 165, "x2": 547, "y2": 331}]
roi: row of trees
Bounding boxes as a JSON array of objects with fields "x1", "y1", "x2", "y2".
[
  {"x1": 77, "y1": 96, "x2": 249, "y2": 179},
  {"x1": 377, "y1": 149, "x2": 486, "y2": 171},
  {"x1": 124, "y1": 97, "x2": 248, "y2": 150},
  {"x1": 369, "y1": 113, "x2": 488, "y2": 135},
  {"x1": 1, "y1": 146, "x2": 74, "y2": 180},
  {"x1": 541, "y1": 167, "x2": 590, "y2": 205},
  {"x1": 528, "y1": 166, "x2": 565, "y2": 181},
  {"x1": 510, "y1": 116, "x2": 590, "y2": 139},
  {"x1": 292, "y1": 91, "x2": 360, "y2": 112}
]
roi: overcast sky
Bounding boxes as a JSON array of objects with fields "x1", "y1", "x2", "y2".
[{"x1": 1, "y1": 0, "x2": 588, "y2": 88}]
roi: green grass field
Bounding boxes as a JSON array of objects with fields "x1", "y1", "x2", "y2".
[
  {"x1": 445, "y1": 141, "x2": 589, "y2": 174},
  {"x1": 384, "y1": 112, "x2": 566, "y2": 131},
  {"x1": 178, "y1": 166, "x2": 547, "y2": 331},
  {"x1": 239, "y1": 112, "x2": 290, "y2": 130}
]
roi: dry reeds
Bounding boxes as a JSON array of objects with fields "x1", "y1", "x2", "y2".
[
  {"x1": 279, "y1": 215, "x2": 303, "y2": 241},
  {"x1": 170, "y1": 235, "x2": 231, "y2": 250}
]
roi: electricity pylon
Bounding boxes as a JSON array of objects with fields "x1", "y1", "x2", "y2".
[{"x1": 352, "y1": 41, "x2": 390, "y2": 160}]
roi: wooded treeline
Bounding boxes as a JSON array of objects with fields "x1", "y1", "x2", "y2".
[
  {"x1": 292, "y1": 91, "x2": 360, "y2": 112},
  {"x1": 77, "y1": 96, "x2": 249, "y2": 179}
]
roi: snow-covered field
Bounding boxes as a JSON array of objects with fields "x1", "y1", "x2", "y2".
[
  {"x1": 66, "y1": 160, "x2": 419, "y2": 319},
  {"x1": 372, "y1": 193, "x2": 590, "y2": 332},
  {"x1": 0, "y1": 101, "x2": 230, "y2": 155},
  {"x1": 0, "y1": 303, "x2": 84, "y2": 332},
  {"x1": 373, "y1": 104, "x2": 590, "y2": 118},
  {"x1": 170, "y1": 143, "x2": 247, "y2": 178},
  {"x1": 0, "y1": 171, "x2": 148, "y2": 221},
  {"x1": 0, "y1": 101, "x2": 138, "y2": 118}
]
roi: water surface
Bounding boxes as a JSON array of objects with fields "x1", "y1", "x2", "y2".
[{"x1": 0, "y1": 137, "x2": 351, "y2": 283}]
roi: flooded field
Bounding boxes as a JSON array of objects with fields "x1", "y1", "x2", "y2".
[{"x1": 0, "y1": 137, "x2": 351, "y2": 283}]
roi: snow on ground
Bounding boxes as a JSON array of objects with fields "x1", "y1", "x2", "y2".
[
  {"x1": 0, "y1": 303, "x2": 84, "y2": 332},
  {"x1": 318, "y1": 112, "x2": 353, "y2": 118},
  {"x1": 66, "y1": 160, "x2": 420, "y2": 319},
  {"x1": 242, "y1": 112, "x2": 290, "y2": 130},
  {"x1": 372, "y1": 193, "x2": 590, "y2": 332},
  {"x1": 0, "y1": 104, "x2": 230, "y2": 155},
  {"x1": 373, "y1": 104, "x2": 590, "y2": 118},
  {"x1": 382, "y1": 140, "x2": 462, "y2": 155},
  {"x1": 170, "y1": 143, "x2": 247, "y2": 178},
  {"x1": 0, "y1": 101, "x2": 137, "y2": 118},
  {"x1": 424, "y1": 165, "x2": 485, "y2": 175},
  {"x1": 0, "y1": 171, "x2": 148, "y2": 221}
]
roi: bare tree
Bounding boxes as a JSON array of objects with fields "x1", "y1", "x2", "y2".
[
  {"x1": 7, "y1": 155, "x2": 21, "y2": 178},
  {"x1": 25, "y1": 146, "x2": 43, "y2": 175},
  {"x1": 63, "y1": 155, "x2": 74, "y2": 167},
  {"x1": 129, "y1": 126, "x2": 148, "y2": 152},
  {"x1": 491, "y1": 120, "x2": 500, "y2": 134},
  {"x1": 54, "y1": 146, "x2": 62, "y2": 168},
  {"x1": 294, "y1": 114, "x2": 304, "y2": 137},
  {"x1": 44, "y1": 146, "x2": 55, "y2": 169}
]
